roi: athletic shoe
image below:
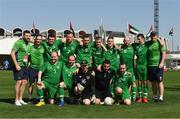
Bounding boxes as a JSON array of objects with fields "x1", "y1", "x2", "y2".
[
  {"x1": 159, "y1": 97, "x2": 163, "y2": 102},
  {"x1": 58, "y1": 101, "x2": 64, "y2": 107},
  {"x1": 19, "y1": 100, "x2": 28, "y2": 105},
  {"x1": 15, "y1": 100, "x2": 22, "y2": 106},
  {"x1": 132, "y1": 96, "x2": 136, "y2": 102},
  {"x1": 153, "y1": 97, "x2": 159, "y2": 102},
  {"x1": 136, "y1": 98, "x2": 142, "y2": 103},
  {"x1": 35, "y1": 101, "x2": 45, "y2": 106},
  {"x1": 143, "y1": 98, "x2": 148, "y2": 103}
]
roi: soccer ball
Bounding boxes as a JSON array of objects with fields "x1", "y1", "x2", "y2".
[{"x1": 104, "y1": 97, "x2": 114, "y2": 105}]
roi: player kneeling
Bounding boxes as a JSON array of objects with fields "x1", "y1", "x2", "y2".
[
  {"x1": 94, "y1": 60, "x2": 115, "y2": 105},
  {"x1": 74, "y1": 60, "x2": 96, "y2": 105},
  {"x1": 113, "y1": 64, "x2": 136, "y2": 105},
  {"x1": 35, "y1": 52, "x2": 63, "y2": 106}
]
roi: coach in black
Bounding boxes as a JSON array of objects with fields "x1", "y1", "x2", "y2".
[
  {"x1": 74, "y1": 60, "x2": 95, "y2": 105},
  {"x1": 95, "y1": 60, "x2": 115, "y2": 104}
]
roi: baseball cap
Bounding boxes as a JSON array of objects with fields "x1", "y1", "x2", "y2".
[{"x1": 81, "y1": 60, "x2": 88, "y2": 66}]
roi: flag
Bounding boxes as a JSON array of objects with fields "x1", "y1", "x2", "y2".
[
  {"x1": 146, "y1": 25, "x2": 153, "y2": 37},
  {"x1": 169, "y1": 27, "x2": 174, "y2": 36},
  {"x1": 128, "y1": 24, "x2": 140, "y2": 35},
  {"x1": 70, "y1": 22, "x2": 75, "y2": 37}
]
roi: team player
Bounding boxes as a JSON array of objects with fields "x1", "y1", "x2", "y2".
[
  {"x1": 58, "y1": 55, "x2": 78, "y2": 106},
  {"x1": 119, "y1": 36, "x2": 137, "y2": 101},
  {"x1": 41, "y1": 34, "x2": 62, "y2": 62},
  {"x1": 76, "y1": 34, "x2": 93, "y2": 67},
  {"x1": 134, "y1": 34, "x2": 149, "y2": 103},
  {"x1": 59, "y1": 30, "x2": 79, "y2": 63},
  {"x1": 35, "y1": 52, "x2": 63, "y2": 106},
  {"x1": 28, "y1": 34, "x2": 44, "y2": 102},
  {"x1": 104, "y1": 36, "x2": 120, "y2": 72},
  {"x1": 113, "y1": 64, "x2": 136, "y2": 105},
  {"x1": 147, "y1": 31, "x2": 166, "y2": 102},
  {"x1": 74, "y1": 60, "x2": 96, "y2": 105},
  {"x1": 92, "y1": 37, "x2": 107, "y2": 69},
  {"x1": 11, "y1": 30, "x2": 31, "y2": 106},
  {"x1": 94, "y1": 60, "x2": 114, "y2": 104}
]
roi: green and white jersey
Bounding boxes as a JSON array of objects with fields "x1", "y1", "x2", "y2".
[
  {"x1": 76, "y1": 43, "x2": 93, "y2": 66},
  {"x1": 41, "y1": 39, "x2": 62, "y2": 62},
  {"x1": 146, "y1": 39, "x2": 166, "y2": 67},
  {"x1": 133, "y1": 43, "x2": 148, "y2": 66},
  {"x1": 12, "y1": 38, "x2": 31, "y2": 67},
  {"x1": 92, "y1": 43, "x2": 105, "y2": 67},
  {"x1": 104, "y1": 45, "x2": 119, "y2": 71},
  {"x1": 28, "y1": 45, "x2": 44, "y2": 70},
  {"x1": 59, "y1": 40, "x2": 79, "y2": 63},
  {"x1": 113, "y1": 71, "x2": 135, "y2": 90},
  {"x1": 62, "y1": 63, "x2": 78, "y2": 89},
  {"x1": 119, "y1": 45, "x2": 134, "y2": 73},
  {"x1": 40, "y1": 61, "x2": 63, "y2": 85}
]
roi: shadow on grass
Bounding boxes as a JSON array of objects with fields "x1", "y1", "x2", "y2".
[
  {"x1": 0, "y1": 98, "x2": 15, "y2": 104},
  {"x1": 165, "y1": 86, "x2": 180, "y2": 91}
]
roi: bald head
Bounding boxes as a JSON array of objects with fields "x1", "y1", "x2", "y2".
[{"x1": 123, "y1": 36, "x2": 131, "y2": 46}]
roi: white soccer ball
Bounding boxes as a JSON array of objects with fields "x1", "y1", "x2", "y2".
[{"x1": 104, "y1": 97, "x2": 114, "y2": 105}]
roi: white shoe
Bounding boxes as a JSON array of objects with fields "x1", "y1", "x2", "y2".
[
  {"x1": 15, "y1": 100, "x2": 22, "y2": 106},
  {"x1": 19, "y1": 100, "x2": 28, "y2": 105}
]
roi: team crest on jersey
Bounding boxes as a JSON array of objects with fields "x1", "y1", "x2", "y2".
[
  {"x1": 124, "y1": 49, "x2": 127, "y2": 53},
  {"x1": 71, "y1": 47, "x2": 74, "y2": 51},
  {"x1": 79, "y1": 75, "x2": 82, "y2": 78},
  {"x1": 67, "y1": 50, "x2": 70, "y2": 54},
  {"x1": 56, "y1": 66, "x2": 60, "y2": 69},
  {"x1": 68, "y1": 73, "x2": 72, "y2": 77},
  {"x1": 84, "y1": 48, "x2": 88, "y2": 52}
]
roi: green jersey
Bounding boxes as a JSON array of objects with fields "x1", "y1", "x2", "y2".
[
  {"x1": 92, "y1": 43, "x2": 105, "y2": 67},
  {"x1": 40, "y1": 61, "x2": 63, "y2": 85},
  {"x1": 62, "y1": 63, "x2": 78, "y2": 89},
  {"x1": 76, "y1": 43, "x2": 93, "y2": 66},
  {"x1": 28, "y1": 45, "x2": 44, "y2": 70},
  {"x1": 104, "y1": 45, "x2": 119, "y2": 71},
  {"x1": 12, "y1": 38, "x2": 31, "y2": 67},
  {"x1": 119, "y1": 45, "x2": 134, "y2": 73},
  {"x1": 59, "y1": 40, "x2": 79, "y2": 63},
  {"x1": 133, "y1": 43, "x2": 148, "y2": 66},
  {"x1": 146, "y1": 40, "x2": 166, "y2": 66},
  {"x1": 113, "y1": 71, "x2": 135, "y2": 90},
  {"x1": 41, "y1": 39, "x2": 62, "y2": 62}
]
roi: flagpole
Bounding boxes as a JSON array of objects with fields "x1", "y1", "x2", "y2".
[
  {"x1": 126, "y1": 21, "x2": 129, "y2": 36},
  {"x1": 171, "y1": 35, "x2": 174, "y2": 51}
]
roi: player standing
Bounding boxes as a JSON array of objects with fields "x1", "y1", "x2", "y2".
[
  {"x1": 11, "y1": 30, "x2": 31, "y2": 106},
  {"x1": 28, "y1": 34, "x2": 44, "y2": 102},
  {"x1": 147, "y1": 32, "x2": 166, "y2": 102}
]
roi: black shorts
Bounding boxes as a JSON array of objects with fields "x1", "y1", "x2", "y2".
[
  {"x1": 148, "y1": 66, "x2": 163, "y2": 82},
  {"x1": 13, "y1": 67, "x2": 29, "y2": 81},
  {"x1": 82, "y1": 91, "x2": 92, "y2": 100},
  {"x1": 29, "y1": 67, "x2": 38, "y2": 83},
  {"x1": 95, "y1": 89, "x2": 111, "y2": 101}
]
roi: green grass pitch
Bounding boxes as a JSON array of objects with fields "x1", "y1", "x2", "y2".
[{"x1": 0, "y1": 70, "x2": 180, "y2": 118}]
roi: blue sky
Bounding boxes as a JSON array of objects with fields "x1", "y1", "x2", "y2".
[{"x1": 0, "y1": 0, "x2": 179, "y2": 50}]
